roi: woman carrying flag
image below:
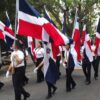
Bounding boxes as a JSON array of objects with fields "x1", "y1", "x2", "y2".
[{"x1": 34, "y1": 42, "x2": 59, "y2": 99}]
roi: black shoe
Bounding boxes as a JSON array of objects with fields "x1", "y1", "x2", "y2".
[
  {"x1": 66, "y1": 89, "x2": 71, "y2": 92},
  {"x1": 46, "y1": 94, "x2": 52, "y2": 99},
  {"x1": 37, "y1": 80, "x2": 41, "y2": 83},
  {"x1": 37, "y1": 79, "x2": 44, "y2": 83},
  {"x1": 0, "y1": 82, "x2": 4, "y2": 89},
  {"x1": 52, "y1": 87, "x2": 57, "y2": 94},
  {"x1": 95, "y1": 77, "x2": 98, "y2": 80},
  {"x1": 86, "y1": 81, "x2": 91, "y2": 85},
  {"x1": 72, "y1": 83, "x2": 76, "y2": 89},
  {"x1": 59, "y1": 72, "x2": 61, "y2": 76},
  {"x1": 24, "y1": 80, "x2": 29, "y2": 86},
  {"x1": 24, "y1": 93, "x2": 30, "y2": 100},
  {"x1": 85, "y1": 79, "x2": 88, "y2": 82},
  {"x1": 41, "y1": 78, "x2": 44, "y2": 82},
  {"x1": 94, "y1": 76, "x2": 98, "y2": 80},
  {"x1": 26, "y1": 78, "x2": 29, "y2": 84}
]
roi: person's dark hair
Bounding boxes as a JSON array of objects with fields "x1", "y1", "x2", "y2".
[{"x1": 39, "y1": 41, "x2": 43, "y2": 47}]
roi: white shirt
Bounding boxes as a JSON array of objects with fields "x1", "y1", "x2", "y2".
[
  {"x1": 97, "y1": 44, "x2": 100, "y2": 56},
  {"x1": 64, "y1": 47, "x2": 79, "y2": 68},
  {"x1": 64, "y1": 49, "x2": 69, "y2": 63},
  {"x1": 57, "y1": 46, "x2": 66, "y2": 56},
  {"x1": 34, "y1": 48, "x2": 44, "y2": 58},
  {"x1": 25, "y1": 50, "x2": 28, "y2": 56},
  {"x1": 11, "y1": 50, "x2": 24, "y2": 68}
]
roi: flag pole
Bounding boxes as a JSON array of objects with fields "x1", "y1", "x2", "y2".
[{"x1": 14, "y1": 0, "x2": 18, "y2": 44}]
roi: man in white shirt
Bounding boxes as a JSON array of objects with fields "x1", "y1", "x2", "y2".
[{"x1": 63, "y1": 41, "x2": 76, "y2": 92}]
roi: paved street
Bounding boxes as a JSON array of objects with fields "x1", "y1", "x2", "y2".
[{"x1": 0, "y1": 60, "x2": 100, "y2": 100}]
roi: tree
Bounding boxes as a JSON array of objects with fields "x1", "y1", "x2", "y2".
[
  {"x1": 0, "y1": 0, "x2": 99, "y2": 35},
  {"x1": 0, "y1": 0, "x2": 15, "y2": 28},
  {"x1": 29, "y1": 0, "x2": 100, "y2": 36}
]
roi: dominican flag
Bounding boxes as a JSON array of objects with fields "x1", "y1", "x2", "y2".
[
  {"x1": 43, "y1": 43, "x2": 59, "y2": 84},
  {"x1": 44, "y1": 6, "x2": 69, "y2": 46},
  {"x1": 72, "y1": 8, "x2": 81, "y2": 61},
  {"x1": 82, "y1": 25, "x2": 93, "y2": 62},
  {"x1": 72, "y1": 20, "x2": 81, "y2": 61},
  {"x1": 42, "y1": 29, "x2": 59, "y2": 84},
  {"x1": 44, "y1": 7, "x2": 60, "y2": 60},
  {"x1": 17, "y1": 0, "x2": 42, "y2": 39},
  {"x1": 95, "y1": 18, "x2": 100, "y2": 55},
  {"x1": 4, "y1": 11, "x2": 15, "y2": 48},
  {"x1": 42, "y1": 28, "x2": 60, "y2": 60},
  {"x1": 28, "y1": 36, "x2": 36, "y2": 61},
  {"x1": 0, "y1": 20, "x2": 15, "y2": 45},
  {"x1": 17, "y1": 0, "x2": 69, "y2": 46}
]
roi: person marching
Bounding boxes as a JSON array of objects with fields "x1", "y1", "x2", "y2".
[
  {"x1": 56, "y1": 46, "x2": 62, "y2": 78},
  {"x1": 81, "y1": 25, "x2": 93, "y2": 85},
  {"x1": 6, "y1": 40, "x2": 30, "y2": 100},
  {"x1": 34, "y1": 41, "x2": 44, "y2": 83},
  {"x1": 95, "y1": 42, "x2": 100, "y2": 79},
  {"x1": 94, "y1": 18, "x2": 100, "y2": 80},
  {"x1": 82, "y1": 46, "x2": 92, "y2": 85},
  {"x1": 63, "y1": 41, "x2": 76, "y2": 92},
  {"x1": 34, "y1": 42, "x2": 59, "y2": 99},
  {"x1": 21, "y1": 42, "x2": 29, "y2": 85}
]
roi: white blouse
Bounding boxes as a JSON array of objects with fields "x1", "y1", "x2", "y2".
[
  {"x1": 11, "y1": 50, "x2": 24, "y2": 68},
  {"x1": 34, "y1": 48, "x2": 44, "y2": 59}
]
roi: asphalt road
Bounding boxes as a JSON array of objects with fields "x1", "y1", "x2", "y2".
[{"x1": 0, "y1": 60, "x2": 100, "y2": 100}]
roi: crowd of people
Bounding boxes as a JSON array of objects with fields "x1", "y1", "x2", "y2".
[{"x1": 0, "y1": 36, "x2": 100, "y2": 100}]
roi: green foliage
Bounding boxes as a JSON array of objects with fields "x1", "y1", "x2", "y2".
[
  {"x1": 29, "y1": 0, "x2": 100, "y2": 36},
  {"x1": 0, "y1": 0, "x2": 99, "y2": 36},
  {"x1": 0, "y1": 0, "x2": 99, "y2": 51}
]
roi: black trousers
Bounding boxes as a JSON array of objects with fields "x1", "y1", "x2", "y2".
[
  {"x1": 95, "y1": 56, "x2": 100, "y2": 77},
  {"x1": 36, "y1": 58, "x2": 44, "y2": 82},
  {"x1": 23, "y1": 61, "x2": 29, "y2": 84},
  {"x1": 12, "y1": 67, "x2": 28, "y2": 100},
  {"x1": 66, "y1": 67, "x2": 76, "y2": 90},
  {"x1": 92, "y1": 57, "x2": 97, "y2": 77},
  {"x1": 62, "y1": 51, "x2": 65, "y2": 58},
  {"x1": 82, "y1": 61, "x2": 91, "y2": 82},
  {"x1": 28, "y1": 48, "x2": 34, "y2": 63},
  {"x1": 46, "y1": 81, "x2": 56, "y2": 96},
  {"x1": 0, "y1": 82, "x2": 4, "y2": 89},
  {"x1": 56, "y1": 56, "x2": 61, "y2": 76}
]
